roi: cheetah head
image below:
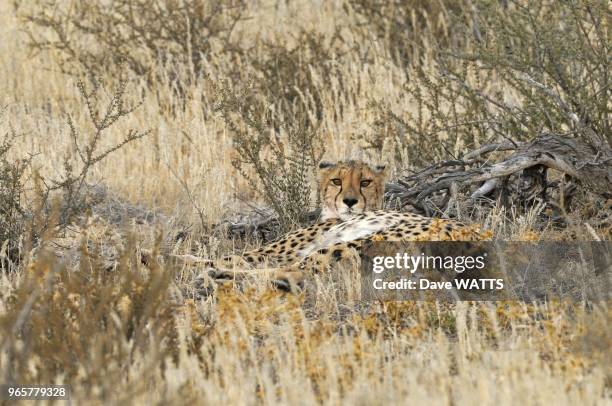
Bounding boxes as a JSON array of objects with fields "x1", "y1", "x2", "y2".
[{"x1": 319, "y1": 160, "x2": 387, "y2": 220}]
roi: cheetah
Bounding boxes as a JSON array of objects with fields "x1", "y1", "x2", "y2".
[{"x1": 206, "y1": 160, "x2": 485, "y2": 291}]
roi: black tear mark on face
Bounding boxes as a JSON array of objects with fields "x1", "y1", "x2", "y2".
[{"x1": 333, "y1": 182, "x2": 343, "y2": 213}]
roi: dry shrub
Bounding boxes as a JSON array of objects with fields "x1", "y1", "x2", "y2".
[
  {"x1": 0, "y1": 71, "x2": 148, "y2": 270},
  {"x1": 348, "y1": 0, "x2": 470, "y2": 65},
  {"x1": 0, "y1": 234, "x2": 181, "y2": 398},
  {"x1": 19, "y1": 73, "x2": 150, "y2": 245},
  {"x1": 240, "y1": 27, "x2": 355, "y2": 126},
  {"x1": 19, "y1": 0, "x2": 247, "y2": 86},
  {"x1": 20, "y1": 0, "x2": 610, "y2": 168},
  {"x1": 2, "y1": 1, "x2": 609, "y2": 403},
  {"x1": 49, "y1": 75, "x2": 150, "y2": 225},
  {"x1": 364, "y1": 0, "x2": 610, "y2": 168},
  {"x1": 0, "y1": 228, "x2": 608, "y2": 403},
  {"x1": 20, "y1": 1, "x2": 352, "y2": 226},
  {"x1": 20, "y1": 1, "x2": 350, "y2": 121},
  {"x1": 0, "y1": 123, "x2": 30, "y2": 265},
  {"x1": 213, "y1": 80, "x2": 325, "y2": 233}
]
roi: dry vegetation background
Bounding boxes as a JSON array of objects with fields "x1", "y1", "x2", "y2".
[{"x1": 0, "y1": 0, "x2": 610, "y2": 404}]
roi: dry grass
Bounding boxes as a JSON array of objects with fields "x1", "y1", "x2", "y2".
[{"x1": 0, "y1": 1, "x2": 609, "y2": 404}]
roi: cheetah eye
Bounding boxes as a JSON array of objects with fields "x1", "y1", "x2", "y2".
[
  {"x1": 360, "y1": 180, "x2": 372, "y2": 187},
  {"x1": 331, "y1": 178, "x2": 342, "y2": 186}
]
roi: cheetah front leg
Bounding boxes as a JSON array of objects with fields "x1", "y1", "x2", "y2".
[
  {"x1": 208, "y1": 266, "x2": 306, "y2": 292},
  {"x1": 209, "y1": 241, "x2": 362, "y2": 292},
  {"x1": 271, "y1": 241, "x2": 363, "y2": 291}
]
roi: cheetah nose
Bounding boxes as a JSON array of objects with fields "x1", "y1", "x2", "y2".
[{"x1": 343, "y1": 198, "x2": 358, "y2": 208}]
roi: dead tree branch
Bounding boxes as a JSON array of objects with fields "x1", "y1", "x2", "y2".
[{"x1": 387, "y1": 133, "x2": 611, "y2": 214}]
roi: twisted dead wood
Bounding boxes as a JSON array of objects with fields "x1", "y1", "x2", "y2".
[{"x1": 386, "y1": 133, "x2": 611, "y2": 211}]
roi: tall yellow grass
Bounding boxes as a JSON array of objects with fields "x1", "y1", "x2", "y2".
[{"x1": 0, "y1": 1, "x2": 609, "y2": 404}]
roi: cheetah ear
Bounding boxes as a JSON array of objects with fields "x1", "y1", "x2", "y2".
[
  {"x1": 319, "y1": 161, "x2": 336, "y2": 169},
  {"x1": 373, "y1": 164, "x2": 387, "y2": 173}
]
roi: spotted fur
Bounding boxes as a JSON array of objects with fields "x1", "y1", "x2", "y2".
[{"x1": 208, "y1": 161, "x2": 486, "y2": 291}]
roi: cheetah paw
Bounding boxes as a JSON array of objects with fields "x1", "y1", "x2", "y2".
[
  {"x1": 207, "y1": 268, "x2": 237, "y2": 281},
  {"x1": 270, "y1": 271, "x2": 305, "y2": 293}
]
